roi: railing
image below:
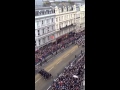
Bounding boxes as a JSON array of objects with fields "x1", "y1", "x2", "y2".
[{"x1": 60, "y1": 24, "x2": 76, "y2": 30}]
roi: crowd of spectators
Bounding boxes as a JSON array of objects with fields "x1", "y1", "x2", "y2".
[
  {"x1": 35, "y1": 30, "x2": 85, "y2": 65},
  {"x1": 49, "y1": 51, "x2": 85, "y2": 90},
  {"x1": 76, "y1": 34, "x2": 85, "y2": 47}
]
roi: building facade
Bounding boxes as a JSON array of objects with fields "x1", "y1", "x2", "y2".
[
  {"x1": 76, "y1": 5, "x2": 81, "y2": 33},
  {"x1": 75, "y1": 3, "x2": 85, "y2": 33},
  {"x1": 35, "y1": 2, "x2": 85, "y2": 51},
  {"x1": 80, "y1": 4, "x2": 85, "y2": 31},
  {"x1": 35, "y1": 7, "x2": 56, "y2": 50},
  {"x1": 54, "y1": 4, "x2": 77, "y2": 39}
]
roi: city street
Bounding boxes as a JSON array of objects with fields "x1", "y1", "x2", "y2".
[{"x1": 35, "y1": 44, "x2": 84, "y2": 90}]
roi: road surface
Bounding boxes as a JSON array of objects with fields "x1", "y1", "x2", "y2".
[{"x1": 35, "y1": 44, "x2": 84, "y2": 90}]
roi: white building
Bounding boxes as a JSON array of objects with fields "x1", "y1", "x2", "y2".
[
  {"x1": 35, "y1": 2, "x2": 85, "y2": 51},
  {"x1": 76, "y1": 5, "x2": 81, "y2": 32},
  {"x1": 76, "y1": 3, "x2": 85, "y2": 32},
  {"x1": 53, "y1": 3, "x2": 77, "y2": 38},
  {"x1": 80, "y1": 4, "x2": 85, "y2": 31},
  {"x1": 35, "y1": 7, "x2": 56, "y2": 50}
]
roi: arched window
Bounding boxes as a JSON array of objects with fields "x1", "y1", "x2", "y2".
[
  {"x1": 62, "y1": 8, "x2": 63, "y2": 12},
  {"x1": 38, "y1": 11, "x2": 40, "y2": 15},
  {"x1": 51, "y1": 10, "x2": 53, "y2": 13},
  {"x1": 65, "y1": 7, "x2": 67, "y2": 12},
  {"x1": 38, "y1": 11, "x2": 41, "y2": 15},
  {"x1": 67, "y1": 7, "x2": 68, "y2": 11},
  {"x1": 71, "y1": 7, "x2": 73, "y2": 10},
  {"x1": 59, "y1": 8, "x2": 61, "y2": 13},
  {"x1": 61, "y1": 23, "x2": 63, "y2": 27},
  {"x1": 42, "y1": 11, "x2": 44, "y2": 15},
  {"x1": 47, "y1": 10, "x2": 49, "y2": 14},
  {"x1": 49, "y1": 10, "x2": 50, "y2": 14},
  {"x1": 44, "y1": 11, "x2": 46, "y2": 14},
  {"x1": 35, "y1": 11, "x2": 38, "y2": 16}
]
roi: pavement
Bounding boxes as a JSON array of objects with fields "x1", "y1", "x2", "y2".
[{"x1": 35, "y1": 44, "x2": 84, "y2": 90}]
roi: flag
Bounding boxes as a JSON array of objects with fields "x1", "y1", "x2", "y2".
[
  {"x1": 50, "y1": 35, "x2": 54, "y2": 40},
  {"x1": 83, "y1": 81, "x2": 85, "y2": 86},
  {"x1": 73, "y1": 75, "x2": 78, "y2": 78}
]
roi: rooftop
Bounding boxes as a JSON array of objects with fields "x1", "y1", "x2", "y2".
[{"x1": 35, "y1": 7, "x2": 53, "y2": 10}]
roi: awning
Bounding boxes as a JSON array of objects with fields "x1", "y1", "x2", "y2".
[{"x1": 56, "y1": 34, "x2": 68, "y2": 40}]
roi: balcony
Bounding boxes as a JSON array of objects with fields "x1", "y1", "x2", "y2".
[
  {"x1": 76, "y1": 17, "x2": 80, "y2": 19},
  {"x1": 60, "y1": 24, "x2": 76, "y2": 30}
]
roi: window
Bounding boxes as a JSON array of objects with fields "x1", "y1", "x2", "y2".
[
  {"x1": 39, "y1": 40, "x2": 40, "y2": 45},
  {"x1": 59, "y1": 9, "x2": 60, "y2": 13},
  {"x1": 42, "y1": 20, "x2": 43, "y2": 24},
  {"x1": 37, "y1": 21, "x2": 39, "y2": 26},
  {"x1": 52, "y1": 18, "x2": 53, "y2": 22},
  {"x1": 61, "y1": 23, "x2": 63, "y2": 27},
  {"x1": 50, "y1": 10, "x2": 52, "y2": 14},
  {"x1": 44, "y1": 11, "x2": 46, "y2": 15},
  {"x1": 67, "y1": 7, "x2": 68, "y2": 11},
  {"x1": 48, "y1": 36, "x2": 49, "y2": 40},
  {"x1": 65, "y1": 7, "x2": 67, "y2": 12},
  {"x1": 43, "y1": 28, "x2": 44, "y2": 34},
  {"x1": 71, "y1": 7, "x2": 73, "y2": 10},
  {"x1": 56, "y1": 25, "x2": 58, "y2": 29},
  {"x1": 56, "y1": 18, "x2": 57, "y2": 22},
  {"x1": 37, "y1": 21, "x2": 39, "y2": 27},
  {"x1": 48, "y1": 27, "x2": 49, "y2": 32},
  {"x1": 52, "y1": 26, "x2": 54, "y2": 30},
  {"x1": 74, "y1": 14, "x2": 75, "y2": 18},
  {"x1": 43, "y1": 38, "x2": 45, "y2": 43},
  {"x1": 62, "y1": 8, "x2": 63, "y2": 12},
  {"x1": 47, "y1": 19, "x2": 49, "y2": 23},
  {"x1": 38, "y1": 30, "x2": 40, "y2": 36}
]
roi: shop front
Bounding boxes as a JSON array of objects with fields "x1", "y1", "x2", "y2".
[{"x1": 56, "y1": 34, "x2": 68, "y2": 44}]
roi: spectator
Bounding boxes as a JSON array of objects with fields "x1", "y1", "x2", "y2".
[
  {"x1": 35, "y1": 31, "x2": 85, "y2": 67},
  {"x1": 49, "y1": 52, "x2": 85, "y2": 90}
]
